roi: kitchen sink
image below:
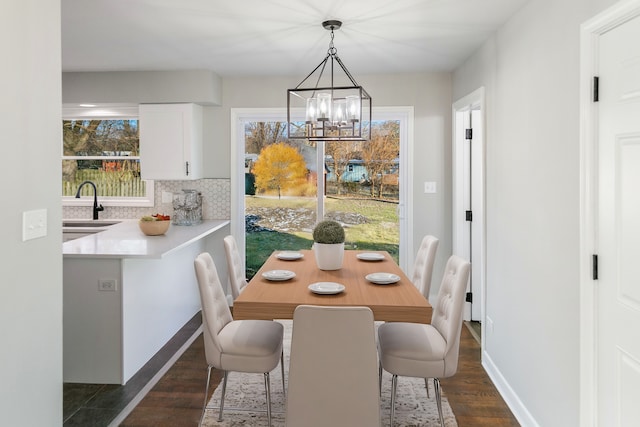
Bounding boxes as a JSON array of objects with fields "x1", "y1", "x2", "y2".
[
  {"x1": 62, "y1": 220, "x2": 121, "y2": 228},
  {"x1": 62, "y1": 220, "x2": 122, "y2": 242}
]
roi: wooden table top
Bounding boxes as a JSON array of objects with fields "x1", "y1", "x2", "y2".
[{"x1": 233, "y1": 249, "x2": 432, "y2": 323}]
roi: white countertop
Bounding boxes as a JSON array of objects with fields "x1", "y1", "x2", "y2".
[{"x1": 63, "y1": 219, "x2": 230, "y2": 259}]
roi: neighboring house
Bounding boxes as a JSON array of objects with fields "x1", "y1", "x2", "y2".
[{"x1": 325, "y1": 158, "x2": 399, "y2": 184}]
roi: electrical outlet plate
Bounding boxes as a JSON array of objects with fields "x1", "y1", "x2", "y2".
[
  {"x1": 98, "y1": 279, "x2": 117, "y2": 292},
  {"x1": 162, "y1": 191, "x2": 173, "y2": 203}
]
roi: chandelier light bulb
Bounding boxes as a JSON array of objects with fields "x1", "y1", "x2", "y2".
[{"x1": 317, "y1": 93, "x2": 332, "y2": 120}]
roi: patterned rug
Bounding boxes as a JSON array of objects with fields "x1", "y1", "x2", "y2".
[{"x1": 201, "y1": 320, "x2": 457, "y2": 427}]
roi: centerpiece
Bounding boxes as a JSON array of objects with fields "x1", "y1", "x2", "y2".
[{"x1": 312, "y1": 219, "x2": 345, "y2": 270}]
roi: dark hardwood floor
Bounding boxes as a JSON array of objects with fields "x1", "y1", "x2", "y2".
[{"x1": 120, "y1": 320, "x2": 519, "y2": 426}]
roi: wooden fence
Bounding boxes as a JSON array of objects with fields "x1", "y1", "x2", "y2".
[{"x1": 63, "y1": 170, "x2": 146, "y2": 197}]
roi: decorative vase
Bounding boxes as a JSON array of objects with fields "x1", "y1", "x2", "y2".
[{"x1": 313, "y1": 242, "x2": 345, "y2": 270}]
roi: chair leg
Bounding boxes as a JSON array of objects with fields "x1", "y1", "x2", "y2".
[
  {"x1": 199, "y1": 366, "x2": 212, "y2": 427},
  {"x1": 378, "y1": 361, "x2": 383, "y2": 395},
  {"x1": 218, "y1": 371, "x2": 229, "y2": 422},
  {"x1": 280, "y1": 350, "x2": 286, "y2": 397},
  {"x1": 390, "y1": 374, "x2": 398, "y2": 427},
  {"x1": 433, "y1": 377, "x2": 445, "y2": 427},
  {"x1": 264, "y1": 372, "x2": 272, "y2": 427},
  {"x1": 425, "y1": 378, "x2": 430, "y2": 398}
]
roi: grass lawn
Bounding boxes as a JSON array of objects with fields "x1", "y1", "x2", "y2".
[{"x1": 244, "y1": 196, "x2": 399, "y2": 278}]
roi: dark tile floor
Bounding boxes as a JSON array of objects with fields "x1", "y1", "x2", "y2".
[{"x1": 63, "y1": 313, "x2": 202, "y2": 426}]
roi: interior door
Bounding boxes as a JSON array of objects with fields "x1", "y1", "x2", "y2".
[
  {"x1": 597, "y1": 13, "x2": 640, "y2": 425},
  {"x1": 453, "y1": 89, "x2": 485, "y2": 322}
]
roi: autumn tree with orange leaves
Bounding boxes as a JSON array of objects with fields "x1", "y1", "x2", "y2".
[{"x1": 252, "y1": 142, "x2": 308, "y2": 199}]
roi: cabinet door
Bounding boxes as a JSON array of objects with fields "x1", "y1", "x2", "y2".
[{"x1": 139, "y1": 103, "x2": 202, "y2": 180}]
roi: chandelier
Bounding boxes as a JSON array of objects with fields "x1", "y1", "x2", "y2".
[{"x1": 287, "y1": 20, "x2": 371, "y2": 141}]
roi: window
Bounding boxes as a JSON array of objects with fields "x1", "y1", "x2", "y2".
[{"x1": 62, "y1": 106, "x2": 154, "y2": 207}]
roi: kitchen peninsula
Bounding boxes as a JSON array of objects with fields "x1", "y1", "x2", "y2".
[{"x1": 63, "y1": 219, "x2": 230, "y2": 384}]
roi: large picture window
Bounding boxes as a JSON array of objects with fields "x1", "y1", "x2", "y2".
[{"x1": 62, "y1": 107, "x2": 154, "y2": 207}]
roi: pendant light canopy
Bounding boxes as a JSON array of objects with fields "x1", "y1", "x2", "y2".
[{"x1": 287, "y1": 20, "x2": 371, "y2": 141}]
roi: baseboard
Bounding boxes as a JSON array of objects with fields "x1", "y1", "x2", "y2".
[{"x1": 482, "y1": 350, "x2": 540, "y2": 427}]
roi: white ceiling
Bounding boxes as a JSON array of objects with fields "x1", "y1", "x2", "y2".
[{"x1": 61, "y1": 0, "x2": 529, "y2": 77}]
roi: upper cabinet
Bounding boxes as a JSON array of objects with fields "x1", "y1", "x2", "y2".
[{"x1": 139, "y1": 103, "x2": 203, "y2": 180}]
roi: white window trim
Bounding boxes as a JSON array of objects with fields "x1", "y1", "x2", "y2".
[
  {"x1": 230, "y1": 106, "x2": 413, "y2": 272},
  {"x1": 62, "y1": 104, "x2": 155, "y2": 207}
]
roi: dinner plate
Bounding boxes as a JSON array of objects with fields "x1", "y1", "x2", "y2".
[
  {"x1": 262, "y1": 270, "x2": 296, "y2": 281},
  {"x1": 365, "y1": 272, "x2": 401, "y2": 285},
  {"x1": 308, "y1": 282, "x2": 346, "y2": 295},
  {"x1": 276, "y1": 251, "x2": 304, "y2": 261},
  {"x1": 356, "y1": 252, "x2": 385, "y2": 261}
]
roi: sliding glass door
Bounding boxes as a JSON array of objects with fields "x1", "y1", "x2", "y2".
[{"x1": 231, "y1": 108, "x2": 411, "y2": 279}]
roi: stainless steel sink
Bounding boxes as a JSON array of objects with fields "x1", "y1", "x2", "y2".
[
  {"x1": 62, "y1": 220, "x2": 121, "y2": 228},
  {"x1": 62, "y1": 220, "x2": 122, "y2": 242}
]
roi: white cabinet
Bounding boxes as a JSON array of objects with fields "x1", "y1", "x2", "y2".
[{"x1": 139, "y1": 103, "x2": 203, "y2": 180}]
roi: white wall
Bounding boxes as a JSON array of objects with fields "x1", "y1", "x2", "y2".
[
  {"x1": 210, "y1": 73, "x2": 453, "y2": 283},
  {"x1": 0, "y1": 0, "x2": 63, "y2": 424},
  {"x1": 452, "y1": 0, "x2": 616, "y2": 425}
]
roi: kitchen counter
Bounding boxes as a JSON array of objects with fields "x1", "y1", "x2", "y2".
[
  {"x1": 63, "y1": 219, "x2": 229, "y2": 259},
  {"x1": 63, "y1": 218, "x2": 231, "y2": 385}
]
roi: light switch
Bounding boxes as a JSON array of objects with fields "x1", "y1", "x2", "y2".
[
  {"x1": 22, "y1": 209, "x2": 47, "y2": 241},
  {"x1": 424, "y1": 182, "x2": 437, "y2": 194}
]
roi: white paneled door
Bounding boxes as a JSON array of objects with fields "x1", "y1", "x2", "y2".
[{"x1": 597, "y1": 12, "x2": 640, "y2": 425}]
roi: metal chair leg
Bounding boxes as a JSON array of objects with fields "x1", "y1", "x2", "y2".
[
  {"x1": 199, "y1": 366, "x2": 212, "y2": 427},
  {"x1": 281, "y1": 350, "x2": 286, "y2": 397},
  {"x1": 434, "y1": 377, "x2": 444, "y2": 427},
  {"x1": 390, "y1": 374, "x2": 398, "y2": 427},
  {"x1": 264, "y1": 372, "x2": 272, "y2": 427},
  {"x1": 218, "y1": 371, "x2": 229, "y2": 422}
]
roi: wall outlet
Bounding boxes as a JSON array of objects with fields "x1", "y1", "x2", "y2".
[{"x1": 98, "y1": 279, "x2": 117, "y2": 292}]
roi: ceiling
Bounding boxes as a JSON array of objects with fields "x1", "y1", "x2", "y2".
[{"x1": 61, "y1": 0, "x2": 529, "y2": 77}]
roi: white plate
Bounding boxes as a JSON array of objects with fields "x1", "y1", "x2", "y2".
[
  {"x1": 277, "y1": 251, "x2": 304, "y2": 260},
  {"x1": 365, "y1": 272, "x2": 401, "y2": 285},
  {"x1": 357, "y1": 252, "x2": 385, "y2": 261},
  {"x1": 308, "y1": 282, "x2": 346, "y2": 295},
  {"x1": 262, "y1": 270, "x2": 296, "y2": 281}
]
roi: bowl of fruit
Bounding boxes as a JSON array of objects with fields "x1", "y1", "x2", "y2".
[{"x1": 139, "y1": 214, "x2": 171, "y2": 236}]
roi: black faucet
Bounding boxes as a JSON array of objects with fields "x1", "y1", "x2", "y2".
[{"x1": 75, "y1": 180, "x2": 104, "y2": 220}]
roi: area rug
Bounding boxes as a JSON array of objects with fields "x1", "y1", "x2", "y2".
[{"x1": 201, "y1": 320, "x2": 457, "y2": 427}]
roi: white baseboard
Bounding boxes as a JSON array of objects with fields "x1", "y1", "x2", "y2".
[{"x1": 482, "y1": 350, "x2": 540, "y2": 427}]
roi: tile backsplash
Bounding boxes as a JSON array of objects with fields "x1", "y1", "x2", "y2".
[{"x1": 63, "y1": 178, "x2": 231, "y2": 220}]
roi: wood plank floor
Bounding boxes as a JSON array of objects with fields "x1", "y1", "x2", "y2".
[{"x1": 121, "y1": 322, "x2": 519, "y2": 426}]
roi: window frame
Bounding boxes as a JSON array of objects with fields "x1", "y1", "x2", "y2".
[{"x1": 62, "y1": 105, "x2": 155, "y2": 208}]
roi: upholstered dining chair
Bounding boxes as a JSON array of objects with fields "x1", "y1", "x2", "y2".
[
  {"x1": 412, "y1": 235, "x2": 439, "y2": 299},
  {"x1": 378, "y1": 255, "x2": 471, "y2": 427},
  {"x1": 194, "y1": 252, "x2": 285, "y2": 427},
  {"x1": 410, "y1": 234, "x2": 439, "y2": 397},
  {"x1": 285, "y1": 305, "x2": 381, "y2": 427},
  {"x1": 223, "y1": 234, "x2": 247, "y2": 300}
]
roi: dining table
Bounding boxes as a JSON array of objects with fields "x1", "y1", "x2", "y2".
[{"x1": 232, "y1": 249, "x2": 432, "y2": 323}]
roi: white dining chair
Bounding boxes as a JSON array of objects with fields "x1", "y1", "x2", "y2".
[
  {"x1": 410, "y1": 234, "x2": 439, "y2": 397},
  {"x1": 223, "y1": 234, "x2": 247, "y2": 300},
  {"x1": 378, "y1": 255, "x2": 471, "y2": 427},
  {"x1": 412, "y1": 235, "x2": 439, "y2": 299},
  {"x1": 285, "y1": 305, "x2": 381, "y2": 427},
  {"x1": 194, "y1": 252, "x2": 285, "y2": 427}
]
